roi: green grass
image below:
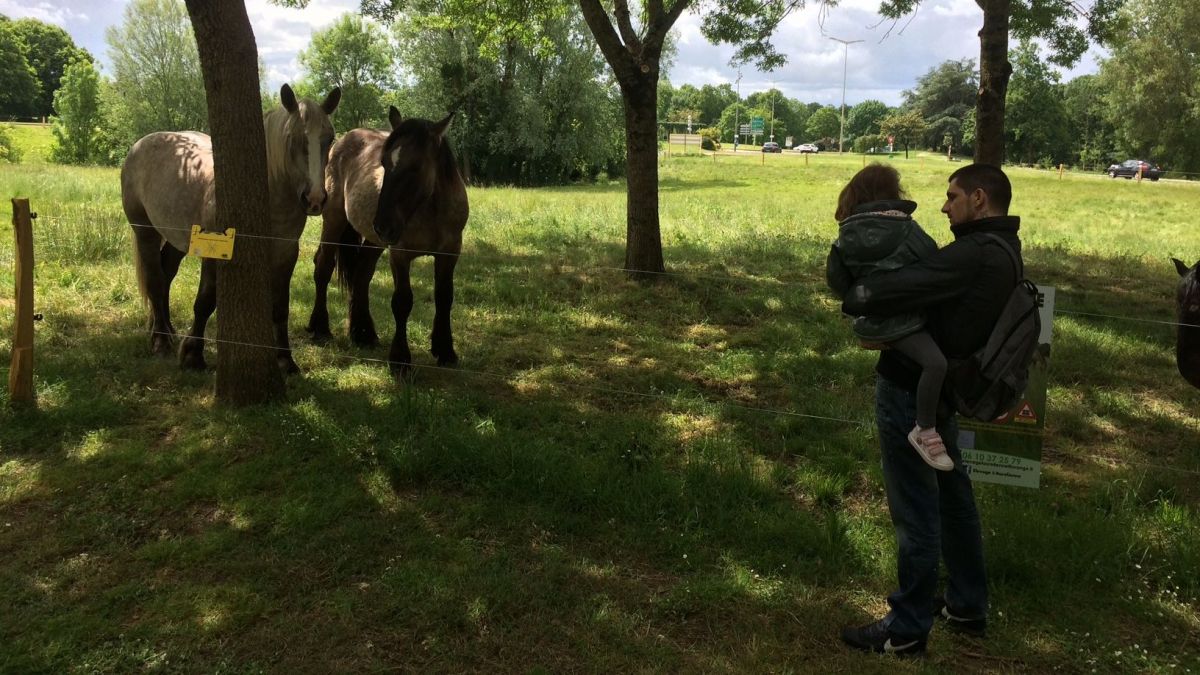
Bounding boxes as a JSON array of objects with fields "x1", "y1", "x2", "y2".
[
  {"x1": 4, "y1": 122, "x2": 55, "y2": 164},
  {"x1": 2, "y1": 152, "x2": 1199, "y2": 672}
]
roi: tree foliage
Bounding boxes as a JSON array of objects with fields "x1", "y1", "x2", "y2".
[
  {"x1": 298, "y1": 13, "x2": 395, "y2": 129},
  {"x1": 5, "y1": 17, "x2": 91, "y2": 117},
  {"x1": 105, "y1": 0, "x2": 208, "y2": 150},
  {"x1": 902, "y1": 59, "x2": 976, "y2": 151},
  {"x1": 392, "y1": 4, "x2": 624, "y2": 185},
  {"x1": 880, "y1": 109, "x2": 926, "y2": 158},
  {"x1": 805, "y1": 106, "x2": 840, "y2": 144},
  {"x1": 1100, "y1": 0, "x2": 1200, "y2": 173},
  {"x1": 845, "y1": 99, "x2": 890, "y2": 140},
  {"x1": 0, "y1": 17, "x2": 41, "y2": 118},
  {"x1": 1004, "y1": 41, "x2": 1070, "y2": 166},
  {"x1": 50, "y1": 57, "x2": 102, "y2": 164}
]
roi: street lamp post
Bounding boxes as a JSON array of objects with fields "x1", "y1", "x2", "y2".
[
  {"x1": 770, "y1": 79, "x2": 776, "y2": 142},
  {"x1": 828, "y1": 36, "x2": 862, "y2": 154},
  {"x1": 733, "y1": 69, "x2": 742, "y2": 152}
]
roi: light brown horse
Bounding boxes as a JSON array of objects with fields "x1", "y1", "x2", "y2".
[
  {"x1": 121, "y1": 84, "x2": 340, "y2": 373},
  {"x1": 1172, "y1": 257, "x2": 1200, "y2": 389},
  {"x1": 306, "y1": 106, "x2": 469, "y2": 376}
]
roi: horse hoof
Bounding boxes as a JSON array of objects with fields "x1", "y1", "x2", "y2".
[
  {"x1": 433, "y1": 350, "x2": 458, "y2": 367},
  {"x1": 350, "y1": 329, "x2": 380, "y2": 348},
  {"x1": 179, "y1": 351, "x2": 207, "y2": 371},
  {"x1": 278, "y1": 356, "x2": 301, "y2": 376},
  {"x1": 390, "y1": 361, "x2": 413, "y2": 380},
  {"x1": 308, "y1": 330, "x2": 333, "y2": 345}
]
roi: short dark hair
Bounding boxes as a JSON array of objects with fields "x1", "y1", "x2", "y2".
[
  {"x1": 948, "y1": 163, "x2": 1011, "y2": 214},
  {"x1": 835, "y1": 163, "x2": 906, "y2": 221}
]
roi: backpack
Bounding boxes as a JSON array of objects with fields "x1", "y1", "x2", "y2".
[{"x1": 948, "y1": 234, "x2": 1042, "y2": 422}]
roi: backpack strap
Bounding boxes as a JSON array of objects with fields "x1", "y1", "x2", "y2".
[{"x1": 980, "y1": 232, "x2": 1024, "y2": 279}]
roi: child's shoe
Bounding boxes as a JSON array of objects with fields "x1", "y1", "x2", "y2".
[{"x1": 908, "y1": 425, "x2": 954, "y2": 471}]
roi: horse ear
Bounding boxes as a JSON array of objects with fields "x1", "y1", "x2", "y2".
[
  {"x1": 322, "y1": 87, "x2": 341, "y2": 115},
  {"x1": 388, "y1": 106, "x2": 403, "y2": 130},
  {"x1": 1174, "y1": 258, "x2": 1191, "y2": 277},
  {"x1": 432, "y1": 111, "x2": 455, "y2": 140},
  {"x1": 281, "y1": 84, "x2": 298, "y2": 114}
]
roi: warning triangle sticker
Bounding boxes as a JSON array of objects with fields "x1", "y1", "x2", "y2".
[{"x1": 1014, "y1": 401, "x2": 1038, "y2": 424}]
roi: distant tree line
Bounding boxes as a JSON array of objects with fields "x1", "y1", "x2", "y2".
[{"x1": 13, "y1": 0, "x2": 1200, "y2": 177}]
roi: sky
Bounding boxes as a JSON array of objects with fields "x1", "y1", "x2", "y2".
[{"x1": 1, "y1": 0, "x2": 1105, "y2": 107}]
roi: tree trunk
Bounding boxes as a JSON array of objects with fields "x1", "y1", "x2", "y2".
[
  {"x1": 974, "y1": 0, "x2": 1011, "y2": 166},
  {"x1": 621, "y1": 72, "x2": 665, "y2": 276},
  {"x1": 185, "y1": 0, "x2": 285, "y2": 406}
]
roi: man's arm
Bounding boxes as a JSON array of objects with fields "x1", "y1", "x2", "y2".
[{"x1": 841, "y1": 239, "x2": 979, "y2": 317}]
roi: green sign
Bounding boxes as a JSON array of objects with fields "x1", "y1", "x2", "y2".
[
  {"x1": 751, "y1": 117, "x2": 764, "y2": 133},
  {"x1": 959, "y1": 286, "x2": 1055, "y2": 488}
]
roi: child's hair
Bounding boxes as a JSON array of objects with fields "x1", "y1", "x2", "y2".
[{"x1": 835, "y1": 163, "x2": 906, "y2": 221}]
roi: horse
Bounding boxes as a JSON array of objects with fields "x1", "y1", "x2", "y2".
[
  {"x1": 306, "y1": 106, "x2": 469, "y2": 376},
  {"x1": 1173, "y1": 258, "x2": 1200, "y2": 389},
  {"x1": 121, "y1": 84, "x2": 340, "y2": 374}
]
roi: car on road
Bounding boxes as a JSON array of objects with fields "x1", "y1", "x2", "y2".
[
  {"x1": 762, "y1": 142, "x2": 782, "y2": 153},
  {"x1": 1107, "y1": 159, "x2": 1162, "y2": 181},
  {"x1": 794, "y1": 143, "x2": 819, "y2": 153}
]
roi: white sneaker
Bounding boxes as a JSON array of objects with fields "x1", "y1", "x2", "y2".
[{"x1": 908, "y1": 425, "x2": 954, "y2": 471}]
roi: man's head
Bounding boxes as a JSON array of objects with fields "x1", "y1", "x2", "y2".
[{"x1": 942, "y1": 164, "x2": 1011, "y2": 226}]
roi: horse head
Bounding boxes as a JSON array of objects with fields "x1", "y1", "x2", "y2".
[
  {"x1": 269, "y1": 83, "x2": 341, "y2": 216},
  {"x1": 1172, "y1": 257, "x2": 1200, "y2": 389},
  {"x1": 373, "y1": 106, "x2": 455, "y2": 245}
]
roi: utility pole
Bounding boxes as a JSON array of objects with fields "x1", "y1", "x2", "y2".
[
  {"x1": 770, "y1": 78, "x2": 776, "y2": 142},
  {"x1": 733, "y1": 69, "x2": 742, "y2": 152},
  {"x1": 828, "y1": 36, "x2": 862, "y2": 154}
]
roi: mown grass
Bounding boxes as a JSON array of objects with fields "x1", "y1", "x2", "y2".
[{"x1": 1, "y1": 149, "x2": 1199, "y2": 673}]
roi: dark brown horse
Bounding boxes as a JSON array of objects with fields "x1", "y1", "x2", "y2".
[
  {"x1": 122, "y1": 84, "x2": 340, "y2": 373},
  {"x1": 307, "y1": 106, "x2": 469, "y2": 375},
  {"x1": 1173, "y1": 258, "x2": 1200, "y2": 389}
]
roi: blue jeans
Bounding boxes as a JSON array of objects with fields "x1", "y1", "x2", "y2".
[{"x1": 875, "y1": 375, "x2": 988, "y2": 639}]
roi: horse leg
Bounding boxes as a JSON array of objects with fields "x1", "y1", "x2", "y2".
[
  {"x1": 273, "y1": 242, "x2": 301, "y2": 375},
  {"x1": 306, "y1": 211, "x2": 345, "y2": 343},
  {"x1": 132, "y1": 225, "x2": 174, "y2": 357},
  {"x1": 348, "y1": 244, "x2": 384, "y2": 347},
  {"x1": 430, "y1": 252, "x2": 459, "y2": 366},
  {"x1": 388, "y1": 252, "x2": 414, "y2": 377},
  {"x1": 179, "y1": 258, "x2": 218, "y2": 370},
  {"x1": 160, "y1": 242, "x2": 185, "y2": 338}
]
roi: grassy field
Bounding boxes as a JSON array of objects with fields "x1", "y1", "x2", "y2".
[
  {"x1": 3, "y1": 122, "x2": 55, "y2": 164},
  {"x1": 2, "y1": 142, "x2": 1200, "y2": 673}
]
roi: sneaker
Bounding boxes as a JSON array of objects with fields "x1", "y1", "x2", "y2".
[
  {"x1": 931, "y1": 597, "x2": 987, "y2": 637},
  {"x1": 908, "y1": 425, "x2": 954, "y2": 471},
  {"x1": 840, "y1": 618, "x2": 927, "y2": 656}
]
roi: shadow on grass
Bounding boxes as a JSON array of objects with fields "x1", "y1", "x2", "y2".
[{"x1": 2, "y1": 233, "x2": 1199, "y2": 671}]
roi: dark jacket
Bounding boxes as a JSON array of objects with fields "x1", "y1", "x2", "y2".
[
  {"x1": 841, "y1": 214, "x2": 1023, "y2": 391},
  {"x1": 826, "y1": 199, "x2": 939, "y2": 342}
]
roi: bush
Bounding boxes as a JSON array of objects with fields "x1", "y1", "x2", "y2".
[
  {"x1": 853, "y1": 134, "x2": 886, "y2": 154},
  {"x1": 697, "y1": 126, "x2": 722, "y2": 151},
  {"x1": 0, "y1": 124, "x2": 22, "y2": 163}
]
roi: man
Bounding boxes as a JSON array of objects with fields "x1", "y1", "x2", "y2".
[{"x1": 838, "y1": 164, "x2": 1022, "y2": 656}]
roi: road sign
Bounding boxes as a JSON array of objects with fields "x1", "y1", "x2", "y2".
[
  {"x1": 750, "y1": 117, "x2": 764, "y2": 133},
  {"x1": 739, "y1": 124, "x2": 750, "y2": 134}
]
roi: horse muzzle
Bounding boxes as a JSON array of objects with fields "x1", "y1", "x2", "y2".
[{"x1": 301, "y1": 189, "x2": 327, "y2": 216}]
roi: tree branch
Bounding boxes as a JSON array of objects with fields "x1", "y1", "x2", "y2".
[
  {"x1": 578, "y1": 0, "x2": 636, "y2": 83},
  {"x1": 614, "y1": 0, "x2": 642, "y2": 54}
]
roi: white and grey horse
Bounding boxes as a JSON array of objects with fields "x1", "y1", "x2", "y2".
[{"x1": 121, "y1": 84, "x2": 340, "y2": 373}]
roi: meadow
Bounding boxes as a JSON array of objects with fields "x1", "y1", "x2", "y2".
[{"x1": 2, "y1": 138, "x2": 1199, "y2": 672}]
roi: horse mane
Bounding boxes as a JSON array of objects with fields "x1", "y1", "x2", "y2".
[{"x1": 263, "y1": 105, "x2": 292, "y2": 185}]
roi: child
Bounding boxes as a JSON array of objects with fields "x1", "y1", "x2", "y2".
[{"x1": 826, "y1": 164, "x2": 952, "y2": 471}]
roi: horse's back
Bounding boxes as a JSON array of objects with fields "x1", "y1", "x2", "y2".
[{"x1": 122, "y1": 131, "x2": 216, "y2": 252}]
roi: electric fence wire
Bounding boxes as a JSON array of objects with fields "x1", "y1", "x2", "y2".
[{"x1": 4, "y1": 212, "x2": 1200, "y2": 475}]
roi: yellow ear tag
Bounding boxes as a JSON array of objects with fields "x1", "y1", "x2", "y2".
[{"x1": 188, "y1": 225, "x2": 236, "y2": 260}]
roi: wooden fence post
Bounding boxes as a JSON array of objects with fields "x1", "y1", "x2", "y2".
[{"x1": 9, "y1": 198, "x2": 35, "y2": 406}]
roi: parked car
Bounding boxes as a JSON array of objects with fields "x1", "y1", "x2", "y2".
[
  {"x1": 794, "y1": 143, "x2": 819, "y2": 153},
  {"x1": 762, "y1": 142, "x2": 782, "y2": 153},
  {"x1": 1107, "y1": 159, "x2": 1162, "y2": 181}
]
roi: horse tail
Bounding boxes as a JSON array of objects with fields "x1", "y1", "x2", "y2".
[
  {"x1": 131, "y1": 231, "x2": 149, "y2": 310},
  {"x1": 333, "y1": 223, "x2": 363, "y2": 291}
]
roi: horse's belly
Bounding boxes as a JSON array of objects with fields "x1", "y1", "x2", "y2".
[{"x1": 124, "y1": 132, "x2": 216, "y2": 252}]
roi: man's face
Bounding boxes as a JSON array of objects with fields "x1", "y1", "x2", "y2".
[{"x1": 941, "y1": 179, "x2": 981, "y2": 226}]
